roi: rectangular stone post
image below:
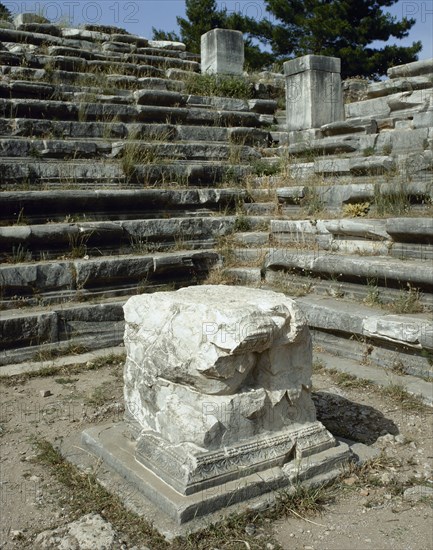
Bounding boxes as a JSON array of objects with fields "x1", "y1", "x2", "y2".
[
  {"x1": 284, "y1": 55, "x2": 344, "y2": 131},
  {"x1": 201, "y1": 29, "x2": 244, "y2": 75}
]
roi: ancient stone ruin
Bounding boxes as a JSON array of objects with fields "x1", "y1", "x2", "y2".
[
  {"x1": 83, "y1": 285, "x2": 349, "y2": 523},
  {"x1": 0, "y1": 9, "x2": 432, "y2": 530}
]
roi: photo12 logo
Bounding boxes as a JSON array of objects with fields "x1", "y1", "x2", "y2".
[
  {"x1": 4, "y1": 2, "x2": 140, "y2": 25},
  {"x1": 402, "y1": 2, "x2": 433, "y2": 23}
]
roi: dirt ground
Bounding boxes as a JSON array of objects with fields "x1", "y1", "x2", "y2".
[{"x1": 0, "y1": 356, "x2": 432, "y2": 549}]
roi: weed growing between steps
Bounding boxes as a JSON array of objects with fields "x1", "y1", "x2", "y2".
[
  {"x1": 373, "y1": 182, "x2": 412, "y2": 216},
  {"x1": 388, "y1": 284, "x2": 424, "y2": 314},
  {"x1": 183, "y1": 73, "x2": 254, "y2": 99},
  {"x1": 343, "y1": 202, "x2": 371, "y2": 217}
]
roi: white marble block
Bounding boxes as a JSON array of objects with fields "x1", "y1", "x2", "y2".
[
  {"x1": 284, "y1": 55, "x2": 345, "y2": 131},
  {"x1": 123, "y1": 285, "x2": 342, "y2": 496},
  {"x1": 201, "y1": 29, "x2": 244, "y2": 75}
]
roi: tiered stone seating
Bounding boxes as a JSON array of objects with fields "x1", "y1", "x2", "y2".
[
  {"x1": 0, "y1": 17, "x2": 432, "y2": 402},
  {"x1": 225, "y1": 59, "x2": 433, "y2": 399},
  {"x1": 0, "y1": 20, "x2": 275, "y2": 366}
]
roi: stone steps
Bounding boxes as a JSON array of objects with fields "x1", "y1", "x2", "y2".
[
  {"x1": 0, "y1": 98, "x2": 264, "y2": 127},
  {"x1": 265, "y1": 248, "x2": 432, "y2": 291},
  {"x1": 0, "y1": 188, "x2": 248, "y2": 224},
  {"x1": 0, "y1": 158, "x2": 251, "y2": 187},
  {"x1": 314, "y1": 351, "x2": 432, "y2": 406},
  {"x1": 0, "y1": 118, "x2": 270, "y2": 146},
  {"x1": 219, "y1": 263, "x2": 433, "y2": 382},
  {"x1": 271, "y1": 217, "x2": 433, "y2": 260},
  {"x1": 0, "y1": 215, "x2": 267, "y2": 260},
  {"x1": 275, "y1": 179, "x2": 432, "y2": 215},
  {"x1": 0, "y1": 137, "x2": 261, "y2": 162},
  {"x1": 0, "y1": 40, "x2": 199, "y2": 75},
  {"x1": 297, "y1": 295, "x2": 433, "y2": 380},
  {"x1": 0, "y1": 65, "x2": 186, "y2": 92},
  {"x1": 0, "y1": 296, "x2": 126, "y2": 366},
  {"x1": 0, "y1": 248, "x2": 219, "y2": 309}
]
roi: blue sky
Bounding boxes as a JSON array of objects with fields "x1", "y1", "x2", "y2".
[{"x1": 4, "y1": 0, "x2": 432, "y2": 60}]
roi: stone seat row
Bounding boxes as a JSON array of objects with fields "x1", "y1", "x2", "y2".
[
  {"x1": 0, "y1": 158, "x2": 250, "y2": 187},
  {"x1": 270, "y1": 217, "x2": 433, "y2": 261},
  {"x1": 0, "y1": 81, "x2": 278, "y2": 117},
  {"x1": 0, "y1": 25, "x2": 188, "y2": 57},
  {"x1": 0, "y1": 97, "x2": 266, "y2": 125},
  {"x1": 0, "y1": 214, "x2": 262, "y2": 259},
  {"x1": 0, "y1": 188, "x2": 247, "y2": 222},
  {"x1": 0, "y1": 138, "x2": 261, "y2": 162},
  {"x1": 0, "y1": 118, "x2": 270, "y2": 146},
  {"x1": 0, "y1": 65, "x2": 185, "y2": 92}
]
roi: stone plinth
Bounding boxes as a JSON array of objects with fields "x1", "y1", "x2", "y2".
[
  {"x1": 201, "y1": 29, "x2": 244, "y2": 75},
  {"x1": 82, "y1": 285, "x2": 350, "y2": 524},
  {"x1": 284, "y1": 55, "x2": 345, "y2": 131}
]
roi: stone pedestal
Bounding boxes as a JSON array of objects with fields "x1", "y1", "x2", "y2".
[
  {"x1": 82, "y1": 285, "x2": 350, "y2": 525},
  {"x1": 201, "y1": 29, "x2": 244, "y2": 75},
  {"x1": 284, "y1": 55, "x2": 345, "y2": 131}
]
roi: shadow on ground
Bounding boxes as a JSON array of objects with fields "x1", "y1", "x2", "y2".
[{"x1": 313, "y1": 390, "x2": 399, "y2": 444}]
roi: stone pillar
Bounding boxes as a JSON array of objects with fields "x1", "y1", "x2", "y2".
[
  {"x1": 82, "y1": 285, "x2": 350, "y2": 525},
  {"x1": 201, "y1": 29, "x2": 244, "y2": 75},
  {"x1": 284, "y1": 55, "x2": 344, "y2": 131}
]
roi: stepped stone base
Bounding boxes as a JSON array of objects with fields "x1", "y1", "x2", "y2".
[{"x1": 81, "y1": 422, "x2": 351, "y2": 525}]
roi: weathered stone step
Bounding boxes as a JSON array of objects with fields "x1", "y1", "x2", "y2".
[
  {"x1": 186, "y1": 95, "x2": 277, "y2": 115},
  {"x1": 0, "y1": 138, "x2": 260, "y2": 162},
  {"x1": 243, "y1": 202, "x2": 277, "y2": 216},
  {"x1": 296, "y1": 295, "x2": 433, "y2": 379},
  {"x1": 0, "y1": 98, "x2": 263, "y2": 127},
  {"x1": 387, "y1": 59, "x2": 433, "y2": 79},
  {"x1": 0, "y1": 215, "x2": 256, "y2": 257},
  {"x1": 271, "y1": 218, "x2": 433, "y2": 259},
  {"x1": 0, "y1": 26, "x2": 147, "y2": 50},
  {"x1": 264, "y1": 248, "x2": 433, "y2": 291},
  {"x1": 0, "y1": 297, "x2": 126, "y2": 366},
  {"x1": 223, "y1": 267, "x2": 262, "y2": 285},
  {"x1": 0, "y1": 138, "x2": 112, "y2": 158},
  {"x1": 0, "y1": 249, "x2": 219, "y2": 300},
  {"x1": 111, "y1": 140, "x2": 260, "y2": 162},
  {"x1": 320, "y1": 117, "x2": 378, "y2": 137},
  {"x1": 314, "y1": 351, "x2": 433, "y2": 406},
  {"x1": 264, "y1": 269, "x2": 433, "y2": 309},
  {"x1": 1, "y1": 345, "x2": 125, "y2": 377},
  {"x1": 0, "y1": 188, "x2": 248, "y2": 223},
  {"x1": 0, "y1": 65, "x2": 186, "y2": 93},
  {"x1": 0, "y1": 50, "x2": 165, "y2": 77},
  {"x1": 1, "y1": 25, "x2": 193, "y2": 63},
  {"x1": 44, "y1": 45, "x2": 200, "y2": 72},
  {"x1": 0, "y1": 118, "x2": 270, "y2": 147},
  {"x1": 276, "y1": 179, "x2": 432, "y2": 209},
  {"x1": 366, "y1": 75, "x2": 433, "y2": 99},
  {"x1": 345, "y1": 89, "x2": 432, "y2": 120},
  {"x1": 1, "y1": 43, "x2": 198, "y2": 75},
  {"x1": 232, "y1": 232, "x2": 270, "y2": 246},
  {"x1": 0, "y1": 158, "x2": 251, "y2": 187}
]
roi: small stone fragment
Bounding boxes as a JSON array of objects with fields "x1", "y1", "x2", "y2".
[
  {"x1": 40, "y1": 390, "x2": 52, "y2": 397},
  {"x1": 403, "y1": 486, "x2": 433, "y2": 502}
]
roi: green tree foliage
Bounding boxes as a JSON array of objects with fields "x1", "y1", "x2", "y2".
[
  {"x1": 153, "y1": 0, "x2": 421, "y2": 78},
  {"x1": 251, "y1": 0, "x2": 422, "y2": 79},
  {"x1": 0, "y1": 2, "x2": 12, "y2": 21},
  {"x1": 152, "y1": 0, "x2": 272, "y2": 69}
]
